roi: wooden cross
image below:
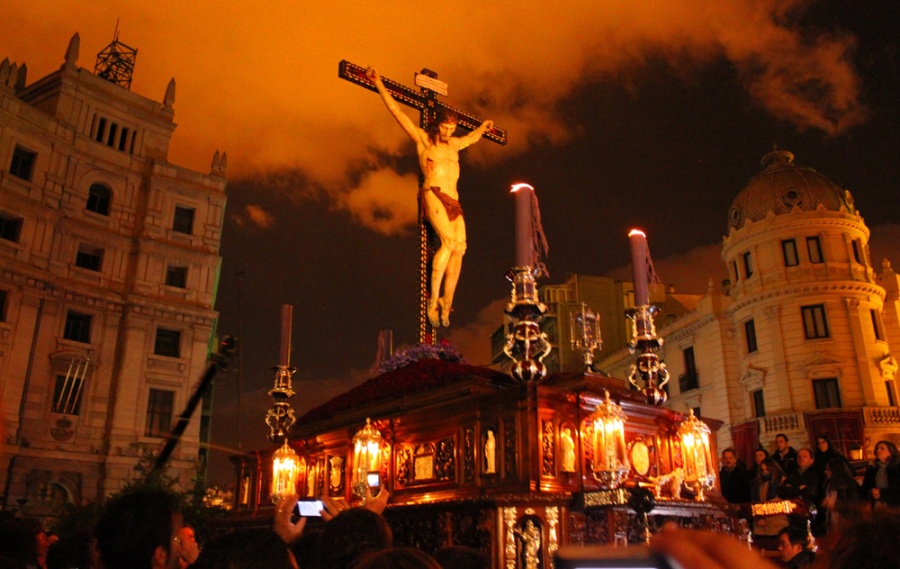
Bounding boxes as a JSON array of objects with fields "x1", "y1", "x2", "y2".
[{"x1": 339, "y1": 60, "x2": 507, "y2": 344}]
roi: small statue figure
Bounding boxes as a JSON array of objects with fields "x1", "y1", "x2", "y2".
[
  {"x1": 485, "y1": 430, "x2": 497, "y2": 474},
  {"x1": 560, "y1": 427, "x2": 576, "y2": 473},
  {"x1": 514, "y1": 519, "x2": 542, "y2": 569},
  {"x1": 306, "y1": 464, "x2": 316, "y2": 497},
  {"x1": 330, "y1": 456, "x2": 344, "y2": 491},
  {"x1": 367, "y1": 67, "x2": 494, "y2": 328},
  {"x1": 654, "y1": 467, "x2": 685, "y2": 499}
]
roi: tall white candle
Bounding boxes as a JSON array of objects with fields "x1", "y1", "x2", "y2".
[
  {"x1": 512, "y1": 183, "x2": 535, "y2": 268},
  {"x1": 279, "y1": 304, "x2": 292, "y2": 366},
  {"x1": 629, "y1": 229, "x2": 649, "y2": 306}
]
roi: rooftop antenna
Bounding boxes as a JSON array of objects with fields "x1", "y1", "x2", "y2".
[{"x1": 94, "y1": 19, "x2": 138, "y2": 90}]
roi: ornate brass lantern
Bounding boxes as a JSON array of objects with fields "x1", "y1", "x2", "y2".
[
  {"x1": 271, "y1": 440, "x2": 301, "y2": 503},
  {"x1": 352, "y1": 418, "x2": 384, "y2": 503},
  {"x1": 590, "y1": 390, "x2": 630, "y2": 488},
  {"x1": 677, "y1": 409, "x2": 715, "y2": 500},
  {"x1": 570, "y1": 302, "x2": 601, "y2": 371}
]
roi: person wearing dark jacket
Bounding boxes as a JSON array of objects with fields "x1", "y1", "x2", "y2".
[
  {"x1": 781, "y1": 448, "x2": 823, "y2": 506},
  {"x1": 773, "y1": 433, "x2": 799, "y2": 476},
  {"x1": 814, "y1": 435, "x2": 851, "y2": 476},
  {"x1": 861, "y1": 440, "x2": 900, "y2": 507},
  {"x1": 719, "y1": 447, "x2": 752, "y2": 504}
]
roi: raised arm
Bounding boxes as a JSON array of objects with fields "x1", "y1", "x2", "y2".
[
  {"x1": 455, "y1": 119, "x2": 494, "y2": 150},
  {"x1": 367, "y1": 67, "x2": 423, "y2": 143}
]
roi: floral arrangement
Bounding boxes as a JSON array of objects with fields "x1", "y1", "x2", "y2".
[{"x1": 378, "y1": 340, "x2": 466, "y2": 374}]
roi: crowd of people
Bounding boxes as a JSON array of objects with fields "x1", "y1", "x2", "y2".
[
  {"x1": 3, "y1": 435, "x2": 900, "y2": 569},
  {"x1": 718, "y1": 434, "x2": 900, "y2": 567}
]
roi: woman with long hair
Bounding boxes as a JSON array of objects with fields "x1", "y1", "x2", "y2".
[
  {"x1": 861, "y1": 440, "x2": 900, "y2": 507},
  {"x1": 823, "y1": 457, "x2": 863, "y2": 531}
]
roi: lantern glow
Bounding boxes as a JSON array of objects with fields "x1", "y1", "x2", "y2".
[
  {"x1": 271, "y1": 440, "x2": 301, "y2": 503},
  {"x1": 589, "y1": 390, "x2": 630, "y2": 488}
]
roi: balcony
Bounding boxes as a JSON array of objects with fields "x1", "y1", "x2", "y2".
[{"x1": 678, "y1": 370, "x2": 699, "y2": 392}]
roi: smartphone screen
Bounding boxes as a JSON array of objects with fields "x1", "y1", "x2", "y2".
[
  {"x1": 297, "y1": 499, "x2": 323, "y2": 517},
  {"x1": 367, "y1": 472, "x2": 381, "y2": 487}
]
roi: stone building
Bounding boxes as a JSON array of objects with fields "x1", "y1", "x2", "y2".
[
  {"x1": 0, "y1": 33, "x2": 226, "y2": 518},
  {"x1": 600, "y1": 149, "x2": 900, "y2": 466}
]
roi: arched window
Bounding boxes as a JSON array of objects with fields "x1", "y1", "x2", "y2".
[{"x1": 86, "y1": 183, "x2": 111, "y2": 215}]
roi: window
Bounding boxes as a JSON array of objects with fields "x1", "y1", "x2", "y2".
[
  {"x1": 871, "y1": 309, "x2": 883, "y2": 341},
  {"x1": 145, "y1": 388, "x2": 174, "y2": 437},
  {"x1": 752, "y1": 389, "x2": 766, "y2": 417},
  {"x1": 851, "y1": 240, "x2": 862, "y2": 264},
  {"x1": 86, "y1": 183, "x2": 111, "y2": 215},
  {"x1": 801, "y1": 304, "x2": 830, "y2": 339},
  {"x1": 118, "y1": 127, "x2": 130, "y2": 151},
  {"x1": 95, "y1": 118, "x2": 107, "y2": 142},
  {"x1": 742, "y1": 252, "x2": 753, "y2": 278},
  {"x1": 0, "y1": 212, "x2": 23, "y2": 243},
  {"x1": 807, "y1": 236, "x2": 823, "y2": 264},
  {"x1": 52, "y1": 374, "x2": 84, "y2": 415},
  {"x1": 10, "y1": 145, "x2": 37, "y2": 181},
  {"x1": 154, "y1": 328, "x2": 181, "y2": 358},
  {"x1": 63, "y1": 311, "x2": 92, "y2": 343},
  {"x1": 813, "y1": 378, "x2": 842, "y2": 409},
  {"x1": 165, "y1": 266, "x2": 188, "y2": 288},
  {"x1": 75, "y1": 244, "x2": 104, "y2": 271},
  {"x1": 782, "y1": 239, "x2": 799, "y2": 267},
  {"x1": 679, "y1": 346, "x2": 699, "y2": 392},
  {"x1": 745, "y1": 319, "x2": 758, "y2": 353},
  {"x1": 732, "y1": 261, "x2": 739, "y2": 283},
  {"x1": 172, "y1": 206, "x2": 195, "y2": 234},
  {"x1": 0, "y1": 289, "x2": 7, "y2": 322},
  {"x1": 886, "y1": 381, "x2": 896, "y2": 407}
]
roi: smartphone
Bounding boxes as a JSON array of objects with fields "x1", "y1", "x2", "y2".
[
  {"x1": 555, "y1": 546, "x2": 678, "y2": 569},
  {"x1": 297, "y1": 499, "x2": 324, "y2": 517},
  {"x1": 367, "y1": 472, "x2": 381, "y2": 487}
]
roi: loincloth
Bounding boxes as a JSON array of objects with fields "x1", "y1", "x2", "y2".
[{"x1": 420, "y1": 186, "x2": 463, "y2": 221}]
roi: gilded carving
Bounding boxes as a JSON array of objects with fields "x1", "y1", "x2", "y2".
[
  {"x1": 542, "y1": 420, "x2": 554, "y2": 476},
  {"x1": 464, "y1": 428, "x2": 475, "y2": 482}
]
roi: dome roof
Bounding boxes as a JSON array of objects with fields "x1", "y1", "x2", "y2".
[{"x1": 727, "y1": 149, "x2": 856, "y2": 231}]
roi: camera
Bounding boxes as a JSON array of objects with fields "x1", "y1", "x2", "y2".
[{"x1": 555, "y1": 546, "x2": 678, "y2": 569}]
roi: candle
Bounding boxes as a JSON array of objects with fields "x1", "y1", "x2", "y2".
[
  {"x1": 512, "y1": 183, "x2": 535, "y2": 268},
  {"x1": 279, "y1": 304, "x2": 292, "y2": 366},
  {"x1": 629, "y1": 229, "x2": 649, "y2": 306}
]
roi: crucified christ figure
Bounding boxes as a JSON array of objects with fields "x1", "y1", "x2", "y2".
[{"x1": 367, "y1": 67, "x2": 494, "y2": 328}]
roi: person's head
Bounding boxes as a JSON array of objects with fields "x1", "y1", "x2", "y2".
[
  {"x1": 797, "y1": 448, "x2": 814, "y2": 470},
  {"x1": 777, "y1": 526, "x2": 807, "y2": 563},
  {"x1": 193, "y1": 528, "x2": 295, "y2": 569},
  {"x1": 874, "y1": 440, "x2": 899, "y2": 464},
  {"x1": 721, "y1": 448, "x2": 737, "y2": 469},
  {"x1": 775, "y1": 434, "x2": 789, "y2": 452},
  {"x1": 94, "y1": 489, "x2": 182, "y2": 569},
  {"x1": 349, "y1": 547, "x2": 442, "y2": 569},
  {"x1": 318, "y1": 507, "x2": 392, "y2": 569},
  {"x1": 0, "y1": 516, "x2": 43, "y2": 566},
  {"x1": 758, "y1": 457, "x2": 784, "y2": 482},
  {"x1": 178, "y1": 525, "x2": 200, "y2": 567},
  {"x1": 429, "y1": 109, "x2": 459, "y2": 143},
  {"x1": 817, "y1": 436, "x2": 832, "y2": 453},
  {"x1": 433, "y1": 546, "x2": 488, "y2": 569},
  {"x1": 46, "y1": 531, "x2": 93, "y2": 569},
  {"x1": 754, "y1": 448, "x2": 769, "y2": 465}
]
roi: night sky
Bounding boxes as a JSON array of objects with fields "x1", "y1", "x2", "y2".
[{"x1": 5, "y1": 1, "x2": 899, "y2": 487}]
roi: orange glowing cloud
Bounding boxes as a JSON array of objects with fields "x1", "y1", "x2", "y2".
[{"x1": 6, "y1": 0, "x2": 866, "y2": 235}]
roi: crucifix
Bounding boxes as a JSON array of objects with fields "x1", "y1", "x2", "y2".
[{"x1": 339, "y1": 60, "x2": 507, "y2": 344}]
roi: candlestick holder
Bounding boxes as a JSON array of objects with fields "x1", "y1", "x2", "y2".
[
  {"x1": 266, "y1": 364, "x2": 297, "y2": 445},
  {"x1": 503, "y1": 267, "x2": 551, "y2": 382},
  {"x1": 626, "y1": 305, "x2": 669, "y2": 406},
  {"x1": 570, "y1": 302, "x2": 602, "y2": 371}
]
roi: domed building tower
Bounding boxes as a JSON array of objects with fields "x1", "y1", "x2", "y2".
[{"x1": 722, "y1": 148, "x2": 894, "y2": 459}]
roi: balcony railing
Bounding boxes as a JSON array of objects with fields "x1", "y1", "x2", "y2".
[{"x1": 678, "y1": 371, "x2": 699, "y2": 392}]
